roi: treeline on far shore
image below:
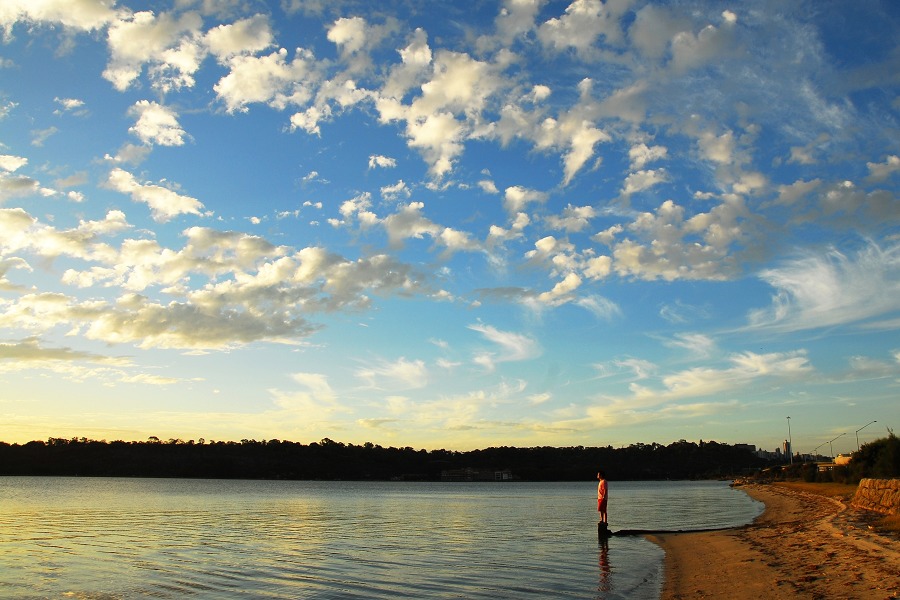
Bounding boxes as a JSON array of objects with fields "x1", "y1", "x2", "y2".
[{"x1": 0, "y1": 437, "x2": 770, "y2": 481}]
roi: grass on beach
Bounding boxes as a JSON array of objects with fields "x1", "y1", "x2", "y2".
[{"x1": 774, "y1": 481, "x2": 900, "y2": 536}]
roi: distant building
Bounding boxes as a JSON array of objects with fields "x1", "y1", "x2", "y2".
[
  {"x1": 755, "y1": 448, "x2": 781, "y2": 461},
  {"x1": 782, "y1": 439, "x2": 791, "y2": 460},
  {"x1": 441, "y1": 468, "x2": 514, "y2": 482}
]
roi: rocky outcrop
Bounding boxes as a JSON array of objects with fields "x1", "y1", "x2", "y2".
[{"x1": 851, "y1": 478, "x2": 900, "y2": 515}]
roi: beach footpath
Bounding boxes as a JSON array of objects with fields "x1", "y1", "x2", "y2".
[{"x1": 649, "y1": 482, "x2": 900, "y2": 599}]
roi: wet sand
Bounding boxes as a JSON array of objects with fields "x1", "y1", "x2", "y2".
[{"x1": 648, "y1": 483, "x2": 900, "y2": 599}]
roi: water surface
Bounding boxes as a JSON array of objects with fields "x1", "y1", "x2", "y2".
[{"x1": 0, "y1": 478, "x2": 762, "y2": 599}]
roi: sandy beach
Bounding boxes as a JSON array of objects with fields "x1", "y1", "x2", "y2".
[{"x1": 648, "y1": 483, "x2": 900, "y2": 599}]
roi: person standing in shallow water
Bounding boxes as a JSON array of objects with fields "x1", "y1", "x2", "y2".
[{"x1": 597, "y1": 470, "x2": 608, "y2": 525}]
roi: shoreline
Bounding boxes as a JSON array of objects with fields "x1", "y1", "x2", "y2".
[{"x1": 648, "y1": 483, "x2": 900, "y2": 599}]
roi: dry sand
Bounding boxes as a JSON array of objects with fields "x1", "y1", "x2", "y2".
[{"x1": 648, "y1": 483, "x2": 900, "y2": 599}]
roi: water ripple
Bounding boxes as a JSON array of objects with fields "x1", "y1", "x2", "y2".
[{"x1": 1, "y1": 478, "x2": 760, "y2": 599}]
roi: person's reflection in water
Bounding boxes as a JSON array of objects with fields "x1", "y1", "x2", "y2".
[{"x1": 597, "y1": 536, "x2": 611, "y2": 595}]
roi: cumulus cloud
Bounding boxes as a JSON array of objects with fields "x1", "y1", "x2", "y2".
[
  {"x1": 327, "y1": 16, "x2": 367, "y2": 55},
  {"x1": 537, "y1": 0, "x2": 626, "y2": 53},
  {"x1": 1, "y1": 213, "x2": 433, "y2": 350},
  {"x1": 544, "y1": 204, "x2": 596, "y2": 233},
  {"x1": 106, "y1": 168, "x2": 204, "y2": 222},
  {"x1": 380, "y1": 180, "x2": 410, "y2": 201},
  {"x1": 621, "y1": 168, "x2": 668, "y2": 196},
  {"x1": 368, "y1": 154, "x2": 397, "y2": 169},
  {"x1": 205, "y1": 14, "x2": 273, "y2": 59},
  {"x1": 215, "y1": 48, "x2": 317, "y2": 113},
  {"x1": 866, "y1": 155, "x2": 900, "y2": 182},
  {"x1": 608, "y1": 195, "x2": 752, "y2": 281},
  {"x1": 0, "y1": 0, "x2": 118, "y2": 34},
  {"x1": 54, "y1": 97, "x2": 87, "y2": 116},
  {"x1": 376, "y1": 49, "x2": 505, "y2": 178},
  {"x1": 0, "y1": 155, "x2": 27, "y2": 172},
  {"x1": 669, "y1": 11, "x2": 738, "y2": 73},
  {"x1": 503, "y1": 185, "x2": 547, "y2": 214},
  {"x1": 104, "y1": 10, "x2": 205, "y2": 92},
  {"x1": 629, "y1": 143, "x2": 668, "y2": 169},
  {"x1": 128, "y1": 100, "x2": 188, "y2": 147}
]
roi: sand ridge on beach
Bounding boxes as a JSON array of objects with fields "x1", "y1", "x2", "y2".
[{"x1": 648, "y1": 483, "x2": 900, "y2": 599}]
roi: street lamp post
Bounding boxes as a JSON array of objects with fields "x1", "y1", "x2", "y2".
[
  {"x1": 786, "y1": 416, "x2": 793, "y2": 464},
  {"x1": 855, "y1": 420, "x2": 877, "y2": 452},
  {"x1": 828, "y1": 432, "x2": 846, "y2": 460},
  {"x1": 812, "y1": 442, "x2": 827, "y2": 460}
]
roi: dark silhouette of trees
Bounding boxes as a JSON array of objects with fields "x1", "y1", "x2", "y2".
[{"x1": 0, "y1": 437, "x2": 770, "y2": 481}]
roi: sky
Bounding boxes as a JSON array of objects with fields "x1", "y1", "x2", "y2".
[{"x1": 0, "y1": 0, "x2": 898, "y2": 455}]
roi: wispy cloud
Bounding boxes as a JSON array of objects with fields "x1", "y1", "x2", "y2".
[{"x1": 748, "y1": 242, "x2": 900, "y2": 332}]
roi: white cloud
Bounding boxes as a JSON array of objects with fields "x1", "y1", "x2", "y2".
[
  {"x1": 544, "y1": 204, "x2": 596, "y2": 232},
  {"x1": 128, "y1": 100, "x2": 187, "y2": 147},
  {"x1": 270, "y1": 372, "x2": 349, "y2": 421},
  {"x1": 576, "y1": 295, "x2": 620, "y2": 320},
  {"x1": 381, "y1": 28, "x2": 432, "y2": 100},
  {"x1": 383, "y1": 202, "x2": 440, "y2": 247},
  {"x1": 503, "y1": 185, "x2": 547, "y2": 214},
  {"x1": 380, "y1": 180, "x2": 410, "y2": 201},
  {"x1": 478, "y1": 180, "x2": 499, "y2": 194},
  {"x1": 629, "y1": 5, "x2": 689, "y2": 59},
  {"x1": 536, "y1": 272, "x2": 582, "y2": 305},
  {"x1": 0, "y1": 0, "x2": 118, "y2": 34},
  {"x1": 665, "y1": 332, "x2": 716, "y2": 358},
  {"x1": 669, "y1": 12, "x2": 738, "y2": 73},
  {"x1": 587, "y1": 350, "x2": 813, "y2": 424},
  {"x1": 773, "y1": 179, "x2": 821, "y2": 207},
  {"x1": 697, "y1": 129, "x2": 736, "y2": 165},
  {"x1": 468, "y1": 322, "x2": 540, "y2": 372},
  {"x1": 106, "y1": 168, "x2": 204, "y2": 222},
  {"x1": 205, "y1": 14, "x2": 273, "y2": 60},
  {"x1": 368, "y1": 155, "x2": 397, "y2": 169},
  {"x1": 537, "y1": 0, "x2": 625, "y2": 53},
  {"x1": 377, "y1": 49, "x2": 505, "y2": 178},
  {"x1": 355, "y1": 357, "x2": 428, "y2": 390},
  {"x1": 0, "y1": 154, "x2": 27, "y2": 172},
  {"x1": 629, "y1": 143, "x2": 668, "y2": 169},
  {"x1": 327, "y1": 17, "x2": 367, "y2": 55},
  {"x1": 582, "y1": 255, "x2": 612, "y2": 280},
  {"x1": 215, "y1": 48, "x2": 316, "y2": 113},
  {"x1": 611, "y1": 198, "x2": 746, "y2": 281},
  {"x1": 54, "y1": 97, "x2": 87, "y2": 115},
  {"x1": 0, "y1": 168, "x2": 41, "y2": 201},
  {"x1": 622, "y1": 168, "x2": 668, "y2": 196},
  {"x1": 485, "y1": 0, "x2": 545, "y2": 49},
  {"x1": 749, "y1": 242, "x2": 900, "y2": 332},
  {"x1": 866, "y1": 155, "x2": 900, "y2": 182},
  {"x1": 0, "y1": 226, "x2": 429, "y2": 350},
  {"x1": 613, "y1": 358, "x2": 657, "y2": 380},
  {"x1": 104, "y1": 10, "x2": 205, "y2": 92}
]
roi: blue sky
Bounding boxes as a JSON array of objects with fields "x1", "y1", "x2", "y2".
[{"x1": 1, "y1": 0, "x2": 898, "y2": 454}]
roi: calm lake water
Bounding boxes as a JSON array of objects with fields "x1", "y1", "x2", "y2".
[{"x1": 0, "y1": 477, "x2": 762, "y2": 599}]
